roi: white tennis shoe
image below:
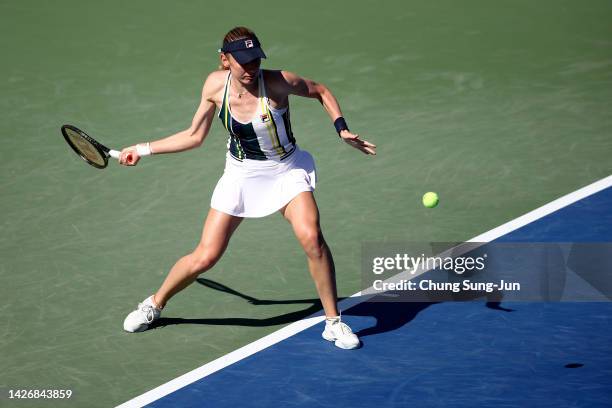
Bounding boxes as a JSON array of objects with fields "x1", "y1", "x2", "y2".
[
  {"x1": 123, "y1": 295, "x2": 162, "y2": 333},
  {"x1": 322, "y1": 317, "x2": 360, "y2": 349}
]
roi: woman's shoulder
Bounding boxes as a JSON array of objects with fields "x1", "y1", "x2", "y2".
[
  {"x1": 202, "y1": 70, "x2": 229, "y2": 97},
  {"x1": 205, "y1": 70, "x2": 229, "y2": 86},
  {"x1": 263, "y1": 69, "x2": 305, "y2": 88},
  {"x1": 262, "y1": 69, "x2": 285, "y2": 82},
  {"x1": 262, "y1": 69, "x2": 291, "y2": 94}
]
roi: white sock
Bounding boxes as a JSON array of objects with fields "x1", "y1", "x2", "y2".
[
  {"x1": 325, "y1": 316, "x2": 340, "y2": 325},
  {"x1": 147, "y1": 295, "x2": 162, "y2": 310}
]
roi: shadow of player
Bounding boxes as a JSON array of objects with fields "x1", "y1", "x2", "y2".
[
  {"x1": 150, "y1": 278, "x2": 514, "y2": 337},
  {"x1": 149, "y1": 278, "x2": 340, "y2": 330}
]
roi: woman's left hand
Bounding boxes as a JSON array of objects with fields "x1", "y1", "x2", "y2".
[{"x1": 339, "y1": 130, "x2": 376, "y2": 155}]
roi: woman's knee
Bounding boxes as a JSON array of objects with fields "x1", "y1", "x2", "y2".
[
  {"x1": 298, "y1": 228, "x2": 325, "y2": 259},
  {"x1": 189, "y1": 246, "x2": 223, "y2": 275}
]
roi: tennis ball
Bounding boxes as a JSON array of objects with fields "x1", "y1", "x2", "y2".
[{"x1": 422, "y1": 192, "x2": 439, "y2": 208}]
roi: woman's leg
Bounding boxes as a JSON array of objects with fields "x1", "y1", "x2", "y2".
[
  {"x1": 280, "y1": 191, "x2": 339, "y2": 318},
  {"x1": 153, "y1": 208, "x2": 243, "y2": 308}
]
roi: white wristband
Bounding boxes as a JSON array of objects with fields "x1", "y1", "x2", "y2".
[{"x1": 136, "y1": 143, "x2": 152, "y2": 157}]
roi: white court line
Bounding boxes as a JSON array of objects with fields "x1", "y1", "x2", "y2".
[{"x1": 116, "y1": 174, "x2": 612, "y2": 408}]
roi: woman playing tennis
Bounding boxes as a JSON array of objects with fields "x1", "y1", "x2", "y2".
[{"x1": 120, "y1": 26, "x2": 376, "y2": 349}]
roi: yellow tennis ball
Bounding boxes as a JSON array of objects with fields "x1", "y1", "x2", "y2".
[{"x1": 422, "y1": 192, "x2": 439, "y2": 208}]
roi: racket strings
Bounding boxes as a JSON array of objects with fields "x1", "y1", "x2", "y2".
[{"x1": 64, "y1": 128, "x2": 106, "y2": 167}]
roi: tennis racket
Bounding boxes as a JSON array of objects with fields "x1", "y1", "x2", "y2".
[{"x1": 61, "y1": 124, "x2": 133, "y2": 169}]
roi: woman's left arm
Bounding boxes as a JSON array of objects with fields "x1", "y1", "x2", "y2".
[{"x1": 276, "y1": 71, "x2": 376, "y2": 155}]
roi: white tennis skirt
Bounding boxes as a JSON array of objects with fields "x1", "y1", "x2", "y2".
[{"x1": 210, "y1": 146, "x2": 316, "y2": 218}]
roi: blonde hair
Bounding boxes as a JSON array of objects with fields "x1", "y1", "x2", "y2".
[{"x1": 218, "y1": 26, "x2": 258, "y2": 70}]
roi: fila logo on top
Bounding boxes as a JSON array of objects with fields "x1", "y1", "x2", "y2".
[{"x1": 245, "y1": 39, "x2": 254, "y2": 48}]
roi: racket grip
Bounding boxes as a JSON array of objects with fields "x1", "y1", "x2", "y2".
[{"x1": 109, "y1": 150, "x2": 121, "y2": 159}]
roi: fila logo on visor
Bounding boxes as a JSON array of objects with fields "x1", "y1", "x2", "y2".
[{"x1": 245, "y1": 39, "x2": 254, "y2": 48}]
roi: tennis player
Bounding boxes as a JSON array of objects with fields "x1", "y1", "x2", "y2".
[{"x1": 120, "y1": 27, "x2": 376, "y2": 349}]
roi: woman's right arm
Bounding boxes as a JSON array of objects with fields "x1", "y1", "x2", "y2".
[{"x1": 119, "y1": 73, "x2": 220, "y2": 165}]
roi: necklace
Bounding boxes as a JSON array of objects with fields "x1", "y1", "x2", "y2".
[
  {"x1": 231, "y1": 82, "x2": 249, "y2": 98},
  {"x1": 230, "y1": 77, "x2": 255, "y2": 98}
]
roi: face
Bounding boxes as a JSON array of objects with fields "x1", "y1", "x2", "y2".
[{"x1": 221, "y1": 53, "x2": 261, "y2": 85}]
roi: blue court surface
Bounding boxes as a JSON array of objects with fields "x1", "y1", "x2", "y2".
[{"x1": 122, "y1": 179, "x2": 612, "y2": 408}]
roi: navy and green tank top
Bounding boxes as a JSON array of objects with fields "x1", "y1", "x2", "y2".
[{"x1": 218, "y1": 70, "x2": 296, "y2": 161}]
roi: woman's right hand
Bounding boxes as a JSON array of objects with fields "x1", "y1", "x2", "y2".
[{"x1": 119, "y1": 146, "x2": 141, "y2": 166}]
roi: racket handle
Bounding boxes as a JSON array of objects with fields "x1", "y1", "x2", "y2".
[
  {"x1": 110, "y1": 149, "x2": 136, "y2": 165},
  {"x1": 109, "y1": 149, "x2": 134, "y2": 164}
]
